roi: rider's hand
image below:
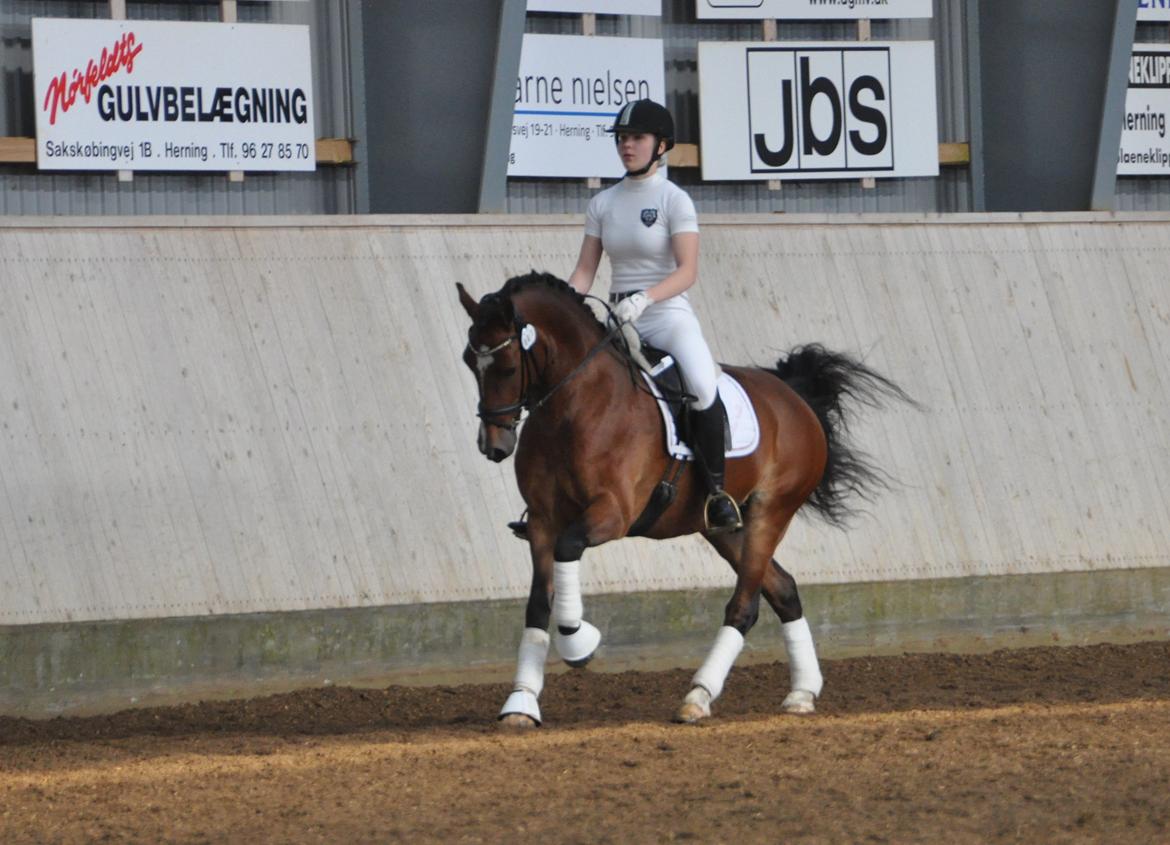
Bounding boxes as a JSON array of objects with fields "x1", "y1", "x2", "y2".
[{"x1": 613, "y1": 292, "x2": 652, "y2": 324}]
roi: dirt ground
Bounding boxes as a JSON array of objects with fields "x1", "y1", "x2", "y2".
[{"x1": 2, "y1": 641, "x2": 1169, "y2": 844}]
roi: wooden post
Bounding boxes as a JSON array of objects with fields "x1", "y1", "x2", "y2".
[
  {"x1": 858, "y1": 19, "x2": 876, "y2": 190},
  {"x1": 763, "y1": 20, "x2": 780, "y2": 192},
  {"x1": 110, "y1": 0, "x2": 133, "y2": 182},
  {"x1": 222, "y1": 1, "x2": 244, "y2": 182},
  {"x1": 584, "y1": 13, "x2": 600, "y2": 189}
]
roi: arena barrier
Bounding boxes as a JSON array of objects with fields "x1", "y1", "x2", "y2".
[{"x1": 2, "y1": 212, "x2": 1168, "y2": 716}]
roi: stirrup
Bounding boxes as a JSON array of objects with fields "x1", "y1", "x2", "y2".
[
  {"x1": 508, "y1": 511, "x2": 529, "y2": 540},
  {"x1": 704, "y1": 491, "x2": 743, "y2": 534}
]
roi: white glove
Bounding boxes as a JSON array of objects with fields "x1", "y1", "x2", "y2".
[{"x1": 613, "y1": 292, "x2": 652, "y2": 324}]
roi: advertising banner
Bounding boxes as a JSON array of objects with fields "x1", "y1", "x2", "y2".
[
  {"x1": 696, "y1": 0, "x2": 931, "y2": 20},
  {"x1": 32, "y1": 18, "x2": 315, "y2": 172},
  {"x1": 509, "y1": 34, "x2": 665, "y2": 178},
  {"x1": 698, "y1": 41, "x2": 937, "y2": 181},
  {"x1": 528, "y1": 0, "x2": 661, "y2": 14},
  {"x1": 1119, "y1": 45, "x2": 1170, "y2": 176},
  {"x1": 1138, "y1": 1, "x2": 1170, "y2": 22}
]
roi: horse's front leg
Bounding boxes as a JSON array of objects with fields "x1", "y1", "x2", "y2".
[
  {"x1": 549, "y1": 511, "x2": 610, "y2": 668},
  {"x1": 499, "y1": 525, "x2": 555, "y2": 728},
  {"x1": 535, "y1": 489, "x2": 636, "y2": 667}
]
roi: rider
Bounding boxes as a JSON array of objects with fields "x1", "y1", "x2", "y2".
[{"x1": 567, "y1": 98, "x2": 742, "y2": 533}]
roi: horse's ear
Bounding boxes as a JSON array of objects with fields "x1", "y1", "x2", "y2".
[{"x1": 456, "y1": 283, "x2": 479, "y2": 320}]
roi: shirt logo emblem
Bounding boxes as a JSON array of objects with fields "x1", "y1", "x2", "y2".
[{"x1": 640, "y1": 208, "x2": 658, "y2": 227}]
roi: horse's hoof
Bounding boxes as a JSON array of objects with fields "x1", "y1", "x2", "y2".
[
  {"x1": 781, "y1": 690, "x2": 817, "y2": 714},
  {"x1": 564, "y1": 652, "x2": 594, "y2": 669},
  {"x1": 674, "y1": 701, "x2": 709, "y2": 723},
  {"x1": 674, "y1": 686, "x2": 712, "y2": 723},
  {"x1": 499, "y1": 713, "x2": 540, "y2": 729}
]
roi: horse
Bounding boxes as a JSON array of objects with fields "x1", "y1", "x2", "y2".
[{"x1": 457, "y1": 271, "x2": 910, "y2": 726}]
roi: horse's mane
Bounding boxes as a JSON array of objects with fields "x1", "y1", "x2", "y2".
[{"x1": 500, "y1": 270, "x2": 605, "y2": 332}]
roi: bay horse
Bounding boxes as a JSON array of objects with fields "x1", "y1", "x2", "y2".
[{"x1": 457, "y1": 271, "x2": 909, "y2": 726}]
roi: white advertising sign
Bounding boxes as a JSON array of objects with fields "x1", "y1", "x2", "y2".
[
  {"x1": 509, "y1": 34, "x2": 665, "y2": 178},
  {"x1": 1119, "y1": 45, "x2": 1170, "y2": 176},
  {"x1": 699, "y1": 41, "x2": 938, "y2": 181},
  {"x1": 528, "y1": 0, "x2": 661, "y2": 14},
  {"x1": 1138, "y1": 0, "x2": 1170, "y2": 22},
  {"x1": 697, "y1": 0, "x2": 931, "y2": 20},
  {"x1": 32, "y1": 18, "x2": 315, "y2": 172}
]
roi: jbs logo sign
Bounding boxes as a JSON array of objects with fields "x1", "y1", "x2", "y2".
[
  {"x1": 698, "y1": 40, "x2": 936, "y2": 182},
  {"x1": 747, "y1": 47, "x2": 894, "y2": 174}
]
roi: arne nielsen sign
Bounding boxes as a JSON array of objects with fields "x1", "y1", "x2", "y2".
[
  {"x1": 32, "y1": 18, "x2": 315, "y2": 172},
  {"x1": 699, "y1": 41, "x2": 938, "y2": 181}
]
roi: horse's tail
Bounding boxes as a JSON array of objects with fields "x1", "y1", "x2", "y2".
[{"x1": 767, "y1": 344, "x2": 916, "y2": 528}]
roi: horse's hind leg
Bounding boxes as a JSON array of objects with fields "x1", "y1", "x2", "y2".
[
  {"x1": 762, "y1": 560, "x2": 823, "y2": 714},
  {"x1": 693, "y1": 514, "x2": 822, "y2": 717},
  {"x1": 676, "y1": 509, "x2": 786, "y2": 723}
]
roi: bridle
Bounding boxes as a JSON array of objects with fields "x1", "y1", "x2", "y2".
[
  {"x1": 468, "y1": 329, "x2": 533, "y2": 432},
  {"x1": 467, "y1": 300, "x2": 624, "y2": 433}
]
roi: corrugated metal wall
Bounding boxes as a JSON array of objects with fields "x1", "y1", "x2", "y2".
[
  {"x1": 508, "y1": 0, "x2": 974, "y2": 214},
  {"x1": 2, "y1": 213, "x2": 1169, "y2": 626},
  {"x1": 3, "y1": 2, "x2": 1168, "y2": 214},
  {"x1": 0, "y1": 0, "x2": 358, "y2": 214}
]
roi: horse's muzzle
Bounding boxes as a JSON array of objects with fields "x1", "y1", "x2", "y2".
[{"x1": 478, "y1": 422, "x2": 517, "y2": 462}]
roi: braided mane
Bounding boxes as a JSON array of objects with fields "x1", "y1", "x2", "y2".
[{"x1": 500, "y1": 270, "x2": 605, "y2": 331}]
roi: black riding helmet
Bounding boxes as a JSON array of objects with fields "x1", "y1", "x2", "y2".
[{"x1": 608, "y1": 99, "x2": 675, "y2": 176}]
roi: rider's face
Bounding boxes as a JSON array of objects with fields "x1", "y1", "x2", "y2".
[{"x1": 617, "y1": 132, "x2": 662, "y2": 173}]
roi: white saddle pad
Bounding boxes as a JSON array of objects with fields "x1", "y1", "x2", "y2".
[{"x1": 642, "y1": 362, "x2": 760, "y2": 461}]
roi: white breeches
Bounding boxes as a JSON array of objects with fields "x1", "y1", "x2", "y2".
[{"x1": 633, "y1": 295, "x2": 720, "y2": 410}]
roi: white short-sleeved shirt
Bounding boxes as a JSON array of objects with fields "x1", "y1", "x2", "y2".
[{"x1": 584, "y1": 170, "x2": 699, "y2": 295}]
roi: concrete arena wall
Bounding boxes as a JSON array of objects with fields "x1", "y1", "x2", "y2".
[{"x1": 2, "y1": 213, "x2": 1169, "y2": 714}]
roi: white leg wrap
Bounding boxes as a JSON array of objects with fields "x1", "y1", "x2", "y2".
[
  {"x1": 550, "y1": 560, "x2": 601, "y2": 665},
  {"x1": 553, "y1": 560, "x2": 583, "y2": 629},
  {"x1": 499, "y1": 627, "x2": 550, "y2": 723},
  {"x1": 782, "y1": 617, "x2": 824, "y2": 697},
  {"x1": 691, "y1": 625, "x2": 745, "y2": 702}
]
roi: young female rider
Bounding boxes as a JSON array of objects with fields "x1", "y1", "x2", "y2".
[{"x1": 568, "y1": 99, "x2": 742, "y2": 534}]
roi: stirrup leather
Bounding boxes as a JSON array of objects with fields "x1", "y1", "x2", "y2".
[{"x1": 704, "y1": 490, "x2": 743, "y2": 533}]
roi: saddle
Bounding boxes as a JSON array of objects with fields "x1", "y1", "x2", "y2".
[{"x1": 616, "y1": 325, "x2": 731, "y2": 454}]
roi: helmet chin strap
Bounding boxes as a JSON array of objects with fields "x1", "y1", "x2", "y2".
[{"x1": 624, "y1": 137, "x2": 663, "y2": 178}]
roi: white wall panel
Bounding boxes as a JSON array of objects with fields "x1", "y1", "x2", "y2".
[{"x1": 0, "y1": 213, "x2": 1168, "y2": 625}]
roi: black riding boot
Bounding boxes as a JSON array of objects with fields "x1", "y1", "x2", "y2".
[{"x1": 689, "y1": 397, "x2": 743, "y2": 534}]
